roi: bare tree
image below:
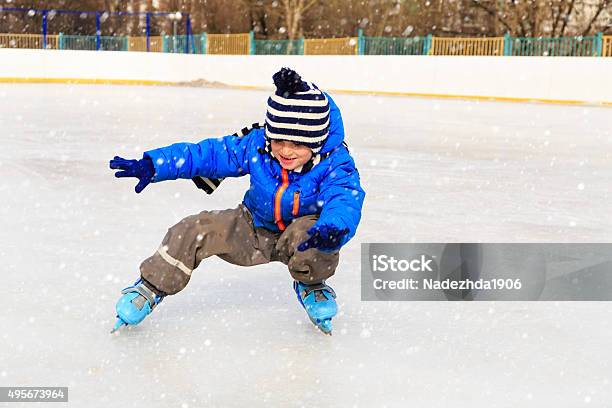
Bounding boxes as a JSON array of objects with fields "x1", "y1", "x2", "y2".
[
  {"x1": 581, "y1": 0, "x2": 610, "y2": 35},
  {"x1": 279, "y1": 0, "x2": 319, "y2": 39},
  {"x1": 470, "y1": 0, "x2": 610, "y2": 37}
]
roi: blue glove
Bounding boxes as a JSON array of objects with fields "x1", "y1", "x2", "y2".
[
  {"x1": 297, "y1": 224, "x2": 349, "y2": 253},
  {"x1": 109, "y1": 156, "x2": 155, "y2": 193}
]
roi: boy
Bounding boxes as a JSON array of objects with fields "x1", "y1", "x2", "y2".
[{"x1": 109, "y1": 68, "x2": 365, "y2": 335}]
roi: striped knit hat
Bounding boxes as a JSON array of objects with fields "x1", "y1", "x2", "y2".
[{"x1": 265, "y1": 68, "x2": 330, "y2": 154}]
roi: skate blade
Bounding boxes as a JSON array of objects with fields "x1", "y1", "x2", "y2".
[
  {"x1": 318, "y1": 320, "x2": 333, "y2": 335},
  {"x1": 310, "y1": 317, "x2": 333, "y2": 335},
  {"x1": 110, "y1": 317, "x2": 127, "y2": 334}
]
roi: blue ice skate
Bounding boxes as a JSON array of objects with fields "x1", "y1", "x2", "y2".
[
  {"x1": 293, "y1": 281, "x2": 337, "y2": 335},
  {"x1": 111, "y1": 278, "x2": 164, "y2": 333}
]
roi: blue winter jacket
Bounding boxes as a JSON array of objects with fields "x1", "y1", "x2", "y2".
[{"x1": 143, "y1": 95, "x2": 365, "y2": 248}]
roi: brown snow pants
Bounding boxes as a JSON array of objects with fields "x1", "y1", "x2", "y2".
[{"x1": 140, "y1": 205, "x2": 339, "y2": 295}]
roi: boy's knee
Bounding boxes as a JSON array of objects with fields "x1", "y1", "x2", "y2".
[
  {"x1": 274, "y1": 215, "x2": 317, "y2": 258},
  {"x1": 288, "y1": 249, "x2": 339, "y2": 284},
  {"x1": 276, "y1": 216, "x2": 339, "y2": 283}
]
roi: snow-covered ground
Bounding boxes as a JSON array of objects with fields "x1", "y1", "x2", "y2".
[{"x1": 0, "y1": 84, "x2": 611, "y2": 407}]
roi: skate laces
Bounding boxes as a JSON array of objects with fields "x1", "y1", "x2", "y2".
[
  {"x1": 300, "y1": 282, "x2": 336, "y2": 302},
  {"x1": 121, "y1": 279, "x2": 164, "y2": 310}
]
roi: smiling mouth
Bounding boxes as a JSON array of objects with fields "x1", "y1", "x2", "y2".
[{"x1": 278, "y1": 154, "x2": 296, "y2": 162}]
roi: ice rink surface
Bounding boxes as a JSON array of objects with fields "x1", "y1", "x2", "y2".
[{"x1": 1, "y1": 84, "x2": 611, "y2": 407}]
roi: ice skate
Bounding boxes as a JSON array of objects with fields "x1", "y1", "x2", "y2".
[
  {"x1": 293, "y1": 281, "x2": 337, "y2": 335},
  {"x1": 111, "y1": 278, "x2": 164, "y2": 333}
]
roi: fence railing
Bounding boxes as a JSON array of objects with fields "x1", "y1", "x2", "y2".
[
  {"x1": 60, "y1": 35, "x2": 96, "y2": 51},
  {"x1": 363, "y1": 35, "x2": 429, "y2": 55},
  {"x1": 603, "y1": 36, "x2": 612, "y2": 57},
  {"x1": 254, "y1": 39, "x2": 303, "y2": 55},
  {"x1": 163, "y1": 34, "x2": 205, "y2": 54},
  {"x1": 507, "y1": 35, "x2": 599, "y2": 56},
  {"x1": 206, "y1": 33, "x2": 250, "y2": 55},
  {"x1": 0, "y1": 33, "x2": 58, "y2": 49},
  {"x1": 430, "y1": 36, "x2": 505, "y2": 56},
  {"x1": 127, "y1": 36, "x2": 163, "y2": 52},
  {"x1": 304, "y1": 37, "x2": 358, "y2": 55},
  {"x1": 1, "y1": 31, "x2": 610, "y2": 57},
  {"x1": 100, "y1": 36, "x2": 129, "y2": 52}
]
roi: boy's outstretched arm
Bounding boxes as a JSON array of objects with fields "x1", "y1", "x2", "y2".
[
  {"x1": 299, "y1": 154, "x2": 366, "y2": 252},
  {"x1": 109, "y1": 131, "x2": 259, "y2": 193}
]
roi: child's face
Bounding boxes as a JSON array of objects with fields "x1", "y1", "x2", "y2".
[{"x1": 271, "y1": 140, "x2": 313, "y2": 170}]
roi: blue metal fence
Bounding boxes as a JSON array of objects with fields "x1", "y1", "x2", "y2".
[{"x1": 0, "y1": 7, "x2": 193, "y2": 52}]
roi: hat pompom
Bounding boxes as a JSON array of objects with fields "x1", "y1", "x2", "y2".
[{"x1": 273, "y1": 67, "x2": 309, "y2": 96}]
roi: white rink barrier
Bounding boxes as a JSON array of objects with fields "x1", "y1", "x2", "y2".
[{"x1": 1, "y1": 49, "x2": 611, "y2": 105}]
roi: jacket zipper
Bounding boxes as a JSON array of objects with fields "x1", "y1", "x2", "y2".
[
  {"x1": 274, "y1": 168, "x2": 289, "y2": 231},
  {"x1": 292, "y1": 191, "x2": 300, "y2": 217}
]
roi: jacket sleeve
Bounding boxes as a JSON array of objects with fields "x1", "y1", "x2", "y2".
[
  {"x1": 315, "y1": 149, "x2": 366, "y2": 248},
  {"x1": 143, "y1": 129, "x2": 262, "y2": 182}
]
